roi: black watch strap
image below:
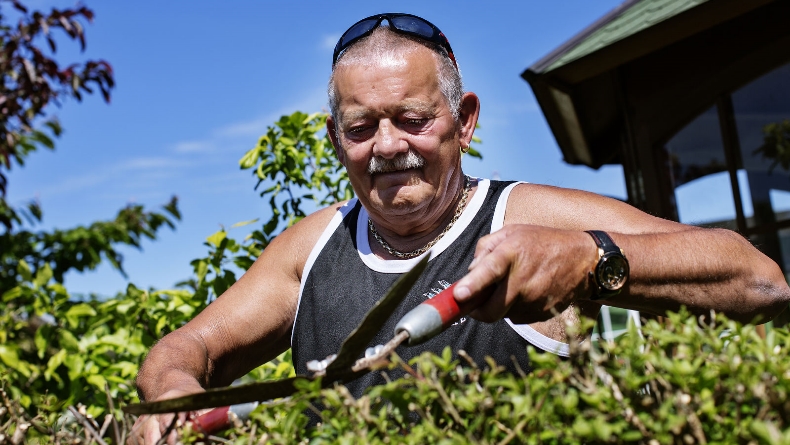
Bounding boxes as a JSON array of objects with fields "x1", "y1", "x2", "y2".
[
  {"x1": 585, "y1": 230, "x2": 629, "y2": 300},
  {"x1": 586, "y1": 230, "x2": 618, "y2": 255}
]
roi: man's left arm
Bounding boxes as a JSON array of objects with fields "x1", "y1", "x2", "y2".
[{"x1": 453, "y1": 183, "x2": 790, "y2": 325}]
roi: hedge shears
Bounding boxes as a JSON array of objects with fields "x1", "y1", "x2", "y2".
[{"x1": 124, "y1": 255, "x2": 481, "y2": 433}]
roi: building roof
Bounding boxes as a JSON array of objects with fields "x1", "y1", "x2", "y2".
[
  {"x1": 523, "y1": 0, "x2": 779, "y2": 168},
  {"x1": 541, "y1": 0, "x2": 709, "y2": 73}
]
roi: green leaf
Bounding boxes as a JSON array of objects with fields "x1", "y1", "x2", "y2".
[
  {"x1": 34, "y1": 263, "x2": 54, "y2": 288},
  {"x1": 2, "y1": 286, "x2": 24, "y2": 302},
  {"x1": 64, "y1": 354, "x2": 85, "y2": 381},
  {"x1": 230, "y1": 218, "x2": 259, "y2": 228},
  {"x1": 206, "y1": 230, "x2": 227, "y2": 248},
  {"x1": 59, "y1": 329, "x2": 80, "y2": 352},
  {"x1": 233, "y1": 255, "x2": 255, "y2": 271},
  {"x1": 572, "y1": 417, "x2": 593, "y2": 438},
  {"x1": 175, "y1": 304, "x2": 195, "y2": 316},
  {"x1": 35, "y1": 324, "x2": 52, "y2": 359},
  {"x1": 156, "y1": 316, "x2": 168, "y2": 335},
  {"x1": 86, "y1": 373, "x2": 108, "y2": 390},
  {"x1": 65, "y1": 303, "x2": 97, "y2": 328},
  {"x1": 749, "y1": 419, "x2": 781, "y2": 445},
  {"x1": 111, "y1": 360, "x2": 139, "y2": 378},
  {"x1": 45, "y1": 349, "x2": 67, "y2": 380},
  {"x1": 193, "y1": 259, "x2": 209, "y2": 284},
  {"x1": 0, "y1": 345, "x2": 20, "y2": 369},
  {"x1": 239, "y1": 147, "x2": 260, "y2": 169},
  {"x1": 116, "y1": 300, "x2": 136, "y2": 314},
  {"x1": 18, "y1": 260, "x2": 33, "y2": 282}
]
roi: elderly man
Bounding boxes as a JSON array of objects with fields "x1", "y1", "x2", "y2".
[{"x1": 132, "y1": 13, "x2": 790, "y2": 444}]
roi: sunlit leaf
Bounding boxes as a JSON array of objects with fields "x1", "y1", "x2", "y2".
[
  {"x1": 64, "y1": 303, "x2": 97, "y2": 328},
  {"x1": 206, "y1": 230, "x2": 227, "y2": 247},
  {"x1": 230, "y1": 218, "x2": 259, "y2": 228},
  {"x1": 0, "y1": 345, "x2": 20, "y2": 369}
]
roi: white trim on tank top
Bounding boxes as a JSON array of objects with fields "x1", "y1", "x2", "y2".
[
  {"x1": 292, "y1": 199, "x2": 358, "y2": 346},
  {"x1": 355, "y1": 177, "x2": 490, "y2": 273},
  {"x1": 292, "y1": 179, "x2": 570, "y2": 357},
  {"x1": 492, "y1": 181, "x2": 570, "y2": 357}
]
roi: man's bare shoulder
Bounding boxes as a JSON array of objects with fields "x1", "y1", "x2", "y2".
[
  {"x1": 268, "y1": 201, "x2": 351, "y2": 279},
  {"x1": 199, "y1": 199, "x2": 351, "y2": 314},
  {"x1": 184, "y1": 201, "x2": 352, "y2": 372},
  {"x1": 503, "y1": 183, "x2": 686, "y2": 233}
]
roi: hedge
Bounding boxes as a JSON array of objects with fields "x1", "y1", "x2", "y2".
[{"x1": 2, "y1": 308, "x2": 788, "y2": 444}]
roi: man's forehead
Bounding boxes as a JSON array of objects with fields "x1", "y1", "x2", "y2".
[{"x1": 334, "y1": 42, "x2": 438, "y2": 74}]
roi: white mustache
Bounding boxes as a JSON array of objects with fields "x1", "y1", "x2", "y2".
[{"x1": 367, "y1": 150, "x2": 425, "y2": 174}]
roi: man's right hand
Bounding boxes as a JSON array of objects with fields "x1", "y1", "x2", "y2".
[{"x1": 128, "y1": 389, "x2": 203, "y2": 445}]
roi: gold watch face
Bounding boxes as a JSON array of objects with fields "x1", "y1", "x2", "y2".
[{"x1": 597, "y1": 254, "x2": 629, "y2": 291}]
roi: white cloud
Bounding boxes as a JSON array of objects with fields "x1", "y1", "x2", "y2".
[
  {"x1": 215, "y1": 116, "x2": 273, "y2": 139},
  {"x1": 321, "y1": 34, "x2": 340, "y2": 52},
  {"x1": 173, "y1": 140, "x2": 215, "y2": 153},
  {"x1": 172, "y1": 87, "x2": 329, "y2": 152},
  {"x1": 32, "y1": 156, "x2": 190, "y2": 199},
  {"x1": 121, "y1": 157, "x2": 189, "y2": 170},
  {"x1": 26, "y1": 87, "x2": 339, "y2": 205},
  {"x1": 38, "y1": 170, "x2": 109, "y2": 196}
]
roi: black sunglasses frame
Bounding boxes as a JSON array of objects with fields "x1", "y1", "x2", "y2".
[{"x1": 332, "y1": 13, "x2": 457, "y2": 69}]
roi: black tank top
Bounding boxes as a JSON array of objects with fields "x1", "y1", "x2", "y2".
[{"x1": 292, "y1": 179, "x2": 562, "y2": 397}]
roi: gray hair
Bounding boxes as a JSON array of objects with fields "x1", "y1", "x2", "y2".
[{"x1": 327, "y1": 27, "x2": 464, "y2": 127}]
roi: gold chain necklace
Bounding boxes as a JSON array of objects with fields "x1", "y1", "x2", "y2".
[{"x1": 368, "y1": 176, "x2": 471, "y2": 259}]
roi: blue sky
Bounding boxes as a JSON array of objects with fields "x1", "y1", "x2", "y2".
[{"x1": 7, "y1": 0, "x2": 633, "y2": 296}]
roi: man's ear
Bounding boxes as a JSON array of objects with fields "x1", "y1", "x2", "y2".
[
  {"x1": 326, "y1": 115, "x2": 345, "y2": 165},
  {"x1": 457, "y1": 92, "x2": 481, "y2": 149}
]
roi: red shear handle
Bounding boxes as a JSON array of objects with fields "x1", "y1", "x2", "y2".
[
  {"x1": 422, "y1": 283, "x2": 463, "y2": 329},
  {"x1": 191, "y1": 406, "x2": 230, "y2": 435},
  {"x1": 394, "y1": 282, "x2": 482, "y2": 345}
]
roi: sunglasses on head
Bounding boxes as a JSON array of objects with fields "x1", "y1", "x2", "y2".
[{"x1": 332, "y1": 13, "x2": 457, "y2": 69}]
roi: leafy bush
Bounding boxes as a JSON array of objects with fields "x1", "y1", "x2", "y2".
[
  {"x1": 183, "y1": 310, "x2": 784, "y2": 445},
  {"x1": 4, "y1": 309, "x2": 789, "y2": 444}
]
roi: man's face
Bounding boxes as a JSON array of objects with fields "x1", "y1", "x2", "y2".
[{"x1": 329, "y1": 47, "x2": 466, "y2": 228}]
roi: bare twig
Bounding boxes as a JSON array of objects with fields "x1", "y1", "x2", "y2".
[
  {"x1": 104, "y1": 383, "x2": 121, "y2": 445},
  {"x1": 497, "y1": 418, "x2": 528, "y2": 445},
  {"x1": 351, "y1": 330, "x2": 410, "y2": 372},
  {"x1": 509, "y1": 355, "x2": 527, "y2": 379},
  {"x1": 247, "y1": 422, "x2": 257, "y2": 445},
  {"x1": 428, "y1": 378, "x2": 462, "y2": 425},
  {"x1": 120, "y1": 413, "x2": 134, "y2": 445},
  {"x1": 493, "y1": 419, "x2": 513, "y2": 436},
  {"x1": 0, "y1": 390, "x2": 18, "y2": 421},
  {"x1": 98, "y1": 414, "x2": 112, "y2": 438},
  {"x1": 687, "y1": 410, "x2": 707, "y2": 445},
  {"x1": 10, "y1": 422, "x2": 29, "y2": 445},
  {"x1": 68, "y1": 406, "x2": 108, "y2": 445},
  {"x1": 155, "y1": 415, "x2": 178, "y2": 445},
  {"x1": 457, "y1": 350, "x2": 479, "y2": 369}
]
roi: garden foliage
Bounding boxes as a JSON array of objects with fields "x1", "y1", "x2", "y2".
[
  {"x1": 1, "y1": 1, "x2": 788, "y2": 443},
  {"x1": 204, "y1": 311, "x2": 790, "y2": 444}
]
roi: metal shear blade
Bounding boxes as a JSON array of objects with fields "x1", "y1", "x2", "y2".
[{"x1": 124, "y1": 255, "x2": 429, "y2": 415}]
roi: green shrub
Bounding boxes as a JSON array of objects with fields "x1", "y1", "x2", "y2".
[
  {"x1": 6, "y1": 308, "x2": 787, "y2": 444},
  {"x1": 202, "y1": 310, "x2": 788, "y2": 445}
]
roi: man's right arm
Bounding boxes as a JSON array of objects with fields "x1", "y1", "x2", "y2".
[{"x1": 130, "y1": 203, "x2": 344, "y2": 444}]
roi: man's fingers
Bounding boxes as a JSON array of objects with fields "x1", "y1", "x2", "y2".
[
  {"x1": 466, "y1": 278, "x2": 511, "y2": 322},
  {"x1": 137, "y1": 415, "x2": 162, "y2": 445},
  {"x1": 468, "y1": 230, "x2": 510, "y2": 269},
  {"x1": 455, "y1": 246, "x2": 511, "y2": 303}
]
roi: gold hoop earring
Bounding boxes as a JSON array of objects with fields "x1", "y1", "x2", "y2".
[{"x1": 460, "y1": 145, "x2": 470, "y2": 154}]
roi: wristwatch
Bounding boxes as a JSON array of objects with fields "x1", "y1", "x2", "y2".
[{"x1": 585, "y1": 230, "x2": 629, "y2": 300}]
